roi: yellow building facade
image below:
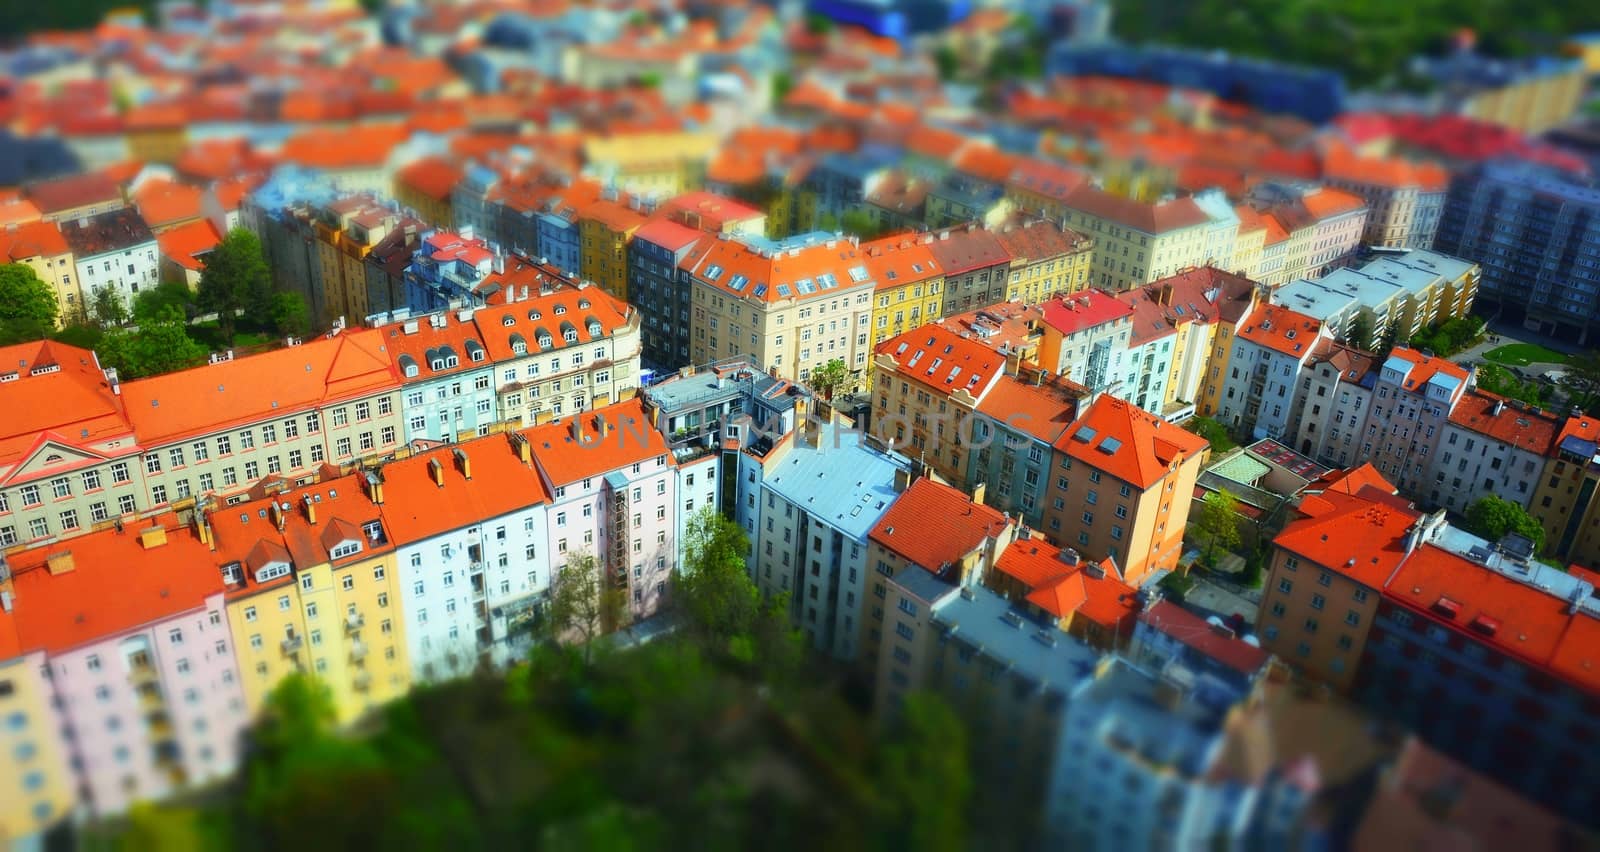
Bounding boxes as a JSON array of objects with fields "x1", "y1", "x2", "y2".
[
  {"x1": 0, "y1": 647, "x2": 75, "y2": 844},
  {"x1": 578, "y1": 200, "x2": 646, "y2": 302}
]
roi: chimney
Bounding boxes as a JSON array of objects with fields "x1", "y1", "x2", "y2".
[
  {"x1": 363, "y1": 469, "x2": 385, "y2": 504},
  {"x1": 1058, "y1": 547, "x2": 1079, "y2": 566},
  {"x1": 194, "y1": 502, "x2": 214, "y2": 547},
  {"x1": 893, "y1": 467, "x2": 911, "y2": 493},
  {"x1": 428, "y1": 457, "x2": 446, "y2": 488},
  {"x1": 46, "y1": 551, "x2": 75, "y2": 575},
  {"x1": 569, "y1": 416, "x2": 586, "y2": 443},
  {"x1": 452, "y1": 447, "x2": 472, "y2": 479},
  {"x1": 972, "y1": 481, "x2": 987, "y2": 505},
  {"x1": 596, "y1": 415, "x2": 610, "y2": 439},
  {"x1": 140, "y1": 525, "x2": 169, "y2": 549},
  {"x1": 509, "y1": 431, "x2": 532, "y2": 463},
  {"x1": 302, "y1": 493, "x2": 317, "y2": 525},
  {"x1": 272, "y1": 502, "x2": 288, "y2": 532}
]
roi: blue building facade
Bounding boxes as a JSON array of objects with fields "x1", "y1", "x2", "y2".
[{"x1": 1046, "y1": 43, "x2": 1347, "y2": 124}]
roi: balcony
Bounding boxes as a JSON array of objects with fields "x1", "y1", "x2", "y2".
[
  {"x1": 346, "y1": 612, "x2": 365, "y2": 633},
  {"x1": 137, "y1": 687, "x2": 165, "y2": 712},
  {"x1": 353, "y1": 671, "x2": 372, "y2": 691},
  {"x1": 349, "y1": 641, "x2": 368, "y2": 662},
  {"x1": 281, "y1": 635, "x2": 303, "y2": 655},
  {"x1": 129, "y1": 661, "x2": 159, "y2": 686}
]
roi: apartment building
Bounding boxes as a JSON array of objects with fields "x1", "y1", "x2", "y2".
[
  {"x1": 924, "y1": 223, "x2": 1013, "y2": 315},
  {"x1": 1035, "y1": 289, "x2": 1133, "y2": 394},
  {"x1": 0, "y1": 610, "x2": 75, "y2": 846},
  {"x1": 473, "y1": 283, "x2": 641, "y2": 427},
  {"x1": 379, "y1": 436, "x2": 554, "y2": 681},
  {"x1": 878, "y1": 575, "x2": 1100, "y2": 847},
  {"x1": 987, "y1": 539, "x2": 1140, "y2": 650},
  {"x1": 244, "y1": 167, "x2": 344, "y2": 321},
  {"x1": 1117, "y1": 268, "x2": 1260, "y2": 415},
  {"x1": 536, "y1": 178, "x2": 607, "y2": 277},
  {"x1": 0, "y1": 341, "x2": 146, "y2": 548},
  {"x1": 682, "y1": 231, "x2": 876, "y2": 386},
  {"x1": 119, "y1": 328, "x2": 405, "y2": 511},
  {"x1": 577, "y1": 198, "x2": 647, "y2": 302},
  {"x1": 1434, "y1": 160, "x2": 1600, "y2": 342},
  {"x1": 1361, "y1": 348, "x2": 1472, "y2": 495},
  {"x1": 1355, "y1": 526, "x2": 1600, "y2": 828},
  {"x1": 1283, "y1": 339, "x2": 1380, "y2": 466},
  {"x1": 1426, "y1": 391, "x2": 1559, "y2": 513},
  {"x1": 748, "y1": 418, "x2": 913, "y2": 660},
  {"x1": 629, "y1": 218, "x2": 704, "y2": 369},
  {"x1": 1241, "y1": 183, "x2": 1369, "y2": 286},
  {"x1": 1214, "y1": 304, "x2": 1327, "y2": 440},
  {"x1": 1273, "y1": 248, "x2": 1481, "y2": 346},
  {"x1": 210, "y1": 478, "x2": 409, "y2": 724},
  {"x1": 312, "y1": 194, "x2": 403, "y2": 325},
  {"x1": 1257, "y1": 473, "x2": 1419, "y2": 690},
  {"x1": 393, "y1": 157, "x2": 461, "y2": 228},
  {"x1": 871, "y1": 322, "x2": 1009, "y2": 485},
  {"x1": 403, "y1": 229, "x2": 498, "y2": 313},
  {"x1": 639, "y1": 357, "x2": 806, "y2": 458},
  {"x1": 61, "y1": 209, "x2": 159, "y2": 308},
  {"x1": 6, "y1": 520, "x2": 248, "y2": 816},
  {"x1": 964, "y1": 372, "x2": 1088, "y2": 527},
  {"x1": 866, "y1": 234, "x2": 945, "y2": 349},
  {"x1": 26, "y1": 172, "x2": 124, "y2": 224},
  {"x1": 1322, "y1": 146, "x2": 1448, "y2": 250},
  {"x1": 1, "y1": 220, "x2": 81, "y2": 325},
  {"x1": 994, "y1": 217, "x2": 1095, "y2": 304},
  {"x1": 1041, "y1": 394, "x2": 1209, "y2": 587},
  {"x1": 524, "y1": 400, "x2": 685, "y2": 624},
  {"x1": 1532, "y1": 415, "x2": 1600, "y2": 566},
  {"x1": 1059, "y1": 184, "x2": 1236, "y2": 291},
  {"x1": 377, "y1": 309, "x2": 501, "y2": 445},
  {"x1": 862, "y1": 477, "x2": 1014, "y2": 686}
]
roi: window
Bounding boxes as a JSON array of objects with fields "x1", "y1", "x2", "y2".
[
  {"x1": 1277, "y1": 579, "x2": 1293, "y2": 594},
  {"x1": 895, "y1": 623, "x2": 915, "y2": 640},
  {"x1": 217, "y1": 435, "x2": 232, "y2": 455},
  {"x1": 51, "y1": 477, "x2": 70, "y2": 499},
  {"x1": 332, "y1": 408, "x2": 348, "y2": 427},
  {"x1": 111, "y1": 461, "x2": 130, "y2": 483}
]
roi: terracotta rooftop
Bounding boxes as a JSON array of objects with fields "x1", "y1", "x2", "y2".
[
  {"x1": 1275, "y1": 488, "x2": 1418, "y2": 588},
  {"x1": 1139, "y1": 599, "x2": 1270, "y2": 675},
  {"x1": 1235, "y1": 304, "x2": 1322, "y2": 359},
  {"x1": 1053, "y1": 394, "x2": 1209, "y2": 490},
  {"x1": 1447, "y1": 389, "x2": 1561, "y2": 455},
  {"x1": 521, "y1": 398, "x2": 669, "y2": 488},
  {"x1": 875, "y1": 322, "x2": 1007, "y2": 401},
  {"x1": 996, "y1": 537, "x2": 1139, "y2": 629},
  {"x1": 0, "y1": 219, "x2": 69, "y2": 260},
  {"x1": 1039, "y1": 289, "x2": 1134, "y2": 336},
  {"x1": 868, "y1": 477, "x2": 1010, "y2": 577},
  {"x1": 1062, "y1": 183, "x2": 1210, "y2": 234},
  {"x1": 154, "y1": 218, "x2": 223, "y2": 271},
  {"x1": 375, "y1": 432, "x2": 552, "y2": 547},
  {"x1": 26, "y1": 172, "x2": 122, "y2": 215}
]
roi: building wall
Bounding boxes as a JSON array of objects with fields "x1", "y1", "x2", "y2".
[
  {"x1": 1426, "y1": 424, "x2": 1545, "y2": 513},
  {"x1": 578, "y1": 218, "x2": 639, "y2": 303},
  {"x1": 1036, "y1": 315, "x2": 1131, "y2": 392},
  {"x1": 1117, "y1": 336, "x2": 1176, "y2": 414},
  {"x1": 1038, "y1": 447, "x2": 1202, "y2": 587},
  {"x1": 494, "y1": 314, "x2": 641, "y2": 427},
  {"x1": 1533, "y1": 449, "x2": 1600, "y2": 565},
  {"x1": 76, "y1": 242, "x2": 160, "y2": 308},
  {"x1": 55, "y1": 596, "x2": 246, "y2": 815},
  {"x1": 1215, "y1": 341, "x2": 1305, "y2": 440},
  {"x1": 13, "y1": 249, "x2": 82, "y2": 326},
  {"x1": 872, "y1": 360, "x2": 980, "y2": 487},
  {"x1": 870, "y1": 275, "x2": 945, "y2": 349},
  {"x1": 690, "y1": 278, "x2": 875, "y2": 387},
  {"x1": 1006, "y1": 243, "x2": 1094, "y2": 304},
  {"x1": 1255, "y1": 549, "x2": 1378, "y2": 691},
  {"x1": 0, "y1": 453, "x2": 145, "y2": 549},
  {"x1": 0, "y1": 650, "x2": 75, "y2": 843}
]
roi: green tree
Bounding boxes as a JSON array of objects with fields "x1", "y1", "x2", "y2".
[
  {"x1": 1464, "y1": 494, "x2": 1546, "y2": 550},
  {"x1": 52, "y1": 323, "x2": 103, "y2": 351},
  {"x1": 839, "y1": 208, "x2": 886, "y2": 239},
  {"x1": 1344, "y1": 315, "x2": 1373, "y2": 350},
  {"x1": 1196, "y1": 489, "x2": 1243, "y2": 563},
  {"x1": 0, "y1": 263, "x2": 59, "y2": 344},
  {"x1": 1560, "y1": 349, "x2": 1600, "y2": 414},
  {"x1": 808, "y1": 358, "x2": 851, "y2": 401},
  {"x1": 270, "y1": 291, "x2": 311, "y2": 337},
  {"x1": 770, "y1": 71, "x2": 794, "y2": 103},
  {"x1": 1183, "y1": 416, "x2": 1236, "y2": 454},
  {"x1": 805, "y1": 13, "x2": 834, "y2": 35},
  {"x1": 876, "y1": 693, "x2": 971, "y2": 852},
  {"x1": 197, "y1": 228, "x2": 272, "y2": 345},
  {"x1": 934, "y1": 45, "x2": 961, "y2": 80},
  {"x1": 132, "y1": 280, "x2": 195, "y2": 324},
  {"x1": 96, "y1": 306, "x2": 207, "y2": 379},
  {"x1": 547, "y1": 552, "x2": 627, "y2": 662},
  {"x1": 90, "y1": 286, "x2": 129, "y2": 328},
  {"x1": 674, "y1": 507, "x2": 760, "y2": 648}
]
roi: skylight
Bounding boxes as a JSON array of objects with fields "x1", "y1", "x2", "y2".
[
  {"x1": 729, "y1": 274, "x2": 749, "y2": 291},
  {"x1": 1098, "y1": 437, "x2": 1123, "y2": 454},
  {"x1": 705, "y1": 264, "x2": 724, "y2": 280},
  {"x1": 776, "y1": 284, "x2": 792, "y2": 297},
  {"x1": 1073, "y1": 426, "x2": 1097, "y2": 443},
  {"x1": 796, "y1": 278, "x2": 816, "y2": 294},
  {"x1": 847, "y1": 265, "x2": 869, "y2": 282},
  {"x1": 817, "y1": 273, "x2": 838, "y2": 289}
]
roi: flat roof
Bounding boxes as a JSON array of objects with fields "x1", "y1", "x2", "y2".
[
  {"x1": 931, "y1": 585, "x2": 1100, "y2": 694},
  {"x1": 764, "y1": 425, "x2": 910, "y2": 541}
]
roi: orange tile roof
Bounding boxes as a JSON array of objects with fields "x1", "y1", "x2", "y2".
[
  {"x1": 208, "y1": 474, "x2": 392, "y2": 591},
  {"x1": 681, "y1": 233, "x2": 872, "y2": 304},
  {"x1": 0, "y1": 340, "x2": 135, "y2": 477},
  {"x1": 471, "y1": 283, "x2": 630, "y2": 362},
  {"x1": 862, "y1": 233, "x2": 941, "y2": 289},
  {"x1": 996, "y1": 537, "x2": 1138, "y2": 628},
  {"x1": 1387, "y1": 544, "x2": 1576, "y2": 679},
  {"x1": 8, "y1": 516, "x2": 222, "y2": 654},
  {"x1": 1275, "y1": 489, "x2": 1417, "y2": 587},
  {"x1": 121, "y1": 328, "x2": 401, "y2": 445},
  {"x1": 154, "y1": 218, "x2": 222, "y2": 271},
  {"x1": 869, "y1": 477, "x2": 1010, "y2": 575},
  {"x1": 0, "y1": 219, "x2": 70, "y2": 260},
  {"x1": 1299, "y1": 187, "x2": 1367, "y2": 219},
  {"x1": 378, "y1": 309, "x2": 490, "y2": 383},
  {"x1": 975, "y1": 374, "x2": 1084, "y2": 444},
  {"x1": 395, "y1": 156, "x2": 464, "y2": 203},
  {"x1": 0, "y1": 195, "x2": 43, "y2": 228},
  {"x1": 579, "y1": 199, "x2": 648, "y2": 234},
  {"x1": 26, "y1": 172, "x2": 122, "y2": 215},
  {"x1": 876, "y1": 323, "x2": 1008, "y2": 401},
  {"x1": 1312, "y1": 463, "x2": 1396, "y2": 496},
  {"x1": 279, "y1": 124, "x2": 408, "y2": 171},
  {"x1": 654, "y1": 191, "x2": 764, "y2": 232},
  {"x1": 1447, "y1": 390, "x2": 1561, "y2": 455},
  {"x1": 1385, "y1": 346, "x2": 1470, "y2": 393},
  {"x1": 522, "y1": 398, "x2": 669, "y2": 488},
  {"x1": 175, "y1": 138, "x2": 275, "y2": 183},
  {"x1": 1235, "y1": 304, "x2": 1322, "y2": 359},
  {"x1": 1054, "y1": 394, "x2": 1209, "y2": 490},
  {"x1": 375, "y1": 433, "x2": 552, "y2": 546}
]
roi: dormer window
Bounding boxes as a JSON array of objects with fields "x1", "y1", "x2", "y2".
[
  {"x1": 587, "y1": 321, "x2": 602, "y2": 337},
  {"x1": 221, "y1": 562, "x2": 243, "y2": 585},
  {"x1": 554, "y1": 305, "x2": 567, "y2": 315},
  {"x1": 529, "y1": 309, "x2": 542, "y2": 320},
  {"x1": 330, "y1": 541, "x2": 362, "y2": 559},
  {"x1": 502, "y1": 315, "x2": 515, "y2": 327},
  {"x1": 563, "y1": 328, "x2": 578, "y2": 343},
  {"x1": 538, "y1": 334, "x2": 553, "y2": 349},
  {"x1": 577, "y1": 298, "x2": 591, "y2": 309},
  {"x1": 255, "y1": 562, "x2": 290, "y2": 584}
]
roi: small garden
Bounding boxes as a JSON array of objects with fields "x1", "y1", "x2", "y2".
[
  {"x1": 1482, "y1": 342, "x2": 1571, "y2": 368},
  {"x1": 1476, "y1": 363, "x2": 1557, "y2": 408}
]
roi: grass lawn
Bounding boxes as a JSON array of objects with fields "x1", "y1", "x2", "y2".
[
  {"x1": 1483, "y1": 343, "x2": 1571, "y2": 367},
  {"x1": 189, "y1": 322, "x2": 273, "y2": 352},
  {"x1": 1476, "y1": 363, "x2": 1554, "y2": 407}
]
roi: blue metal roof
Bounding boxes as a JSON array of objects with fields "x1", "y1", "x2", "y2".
[{"x1": 764, "y1": 426, "x2": 910, "y2": 542}]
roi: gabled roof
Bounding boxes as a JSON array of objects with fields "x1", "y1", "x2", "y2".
[
  {"x1": 862, "y1": 234, "x2": 941, "y2": 289},
  {"x1": 26, "y1": 171, "x2": 122, "y2": 215},
  {"x1": 925, "y1": 225, "x2": 1010, "y2": 276},
  {"x1": 380, "y1": 310, "x2": 490, "y2": 384},
  {"x1": 377, "y1": 433, "x2": 552, "y2": 546},
  {"x1": 1062, "y1": 183, "x2": 1210, "y2": 234},
  {"x1": 1447, "y1": 390, "x2": 1560, "y2": 455},
  {"x1": 0, "y1": 219, "x2": 69, "y2": 260},
  {"x1": 996, "y1": 537, "x2": 1138, "y2": 628},
  {"x1": 154, "y1": 218, "x2": 222, "y2": 271},
  {"x1": 1054, "y1": 395, "x2": 1209, "y2": 490},
  {"x1": 681, "y1": 232, "x2": 875, "y2": 304},
  {"x1": 1312, "y1": 463, "x2": 1396, "y2": 497},
  {"x1": 875, "y1": 323, "x2": 1007, "y2": 402},
  {"x1": 1383, "y1": 346, "x2": 1470, "y2": 395},
  {"x1": 632, "y1": 218, "x2": 703, "y2": 253},
  {"x1": 0, "y1": 340, "x2": 134, "y2": 475},
  {"x1": 395, "y1": 156, "x2": 464, "y2": 203},
  {"x1": 132, "y1": 177, "x2": 204, "y2": 229},
  {"x1": 1139, "y1": 599, "x2": 1270, "y2": 675},
  {"x1": 975, "y1": 374, "x2": 1085, "y2": 445},
  {"x1": 121, "y1": 329, "x2": 400, "y2": 445},
  {"x1": 869, "y1": 477, "x2": 1009, "y2": 576}
]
